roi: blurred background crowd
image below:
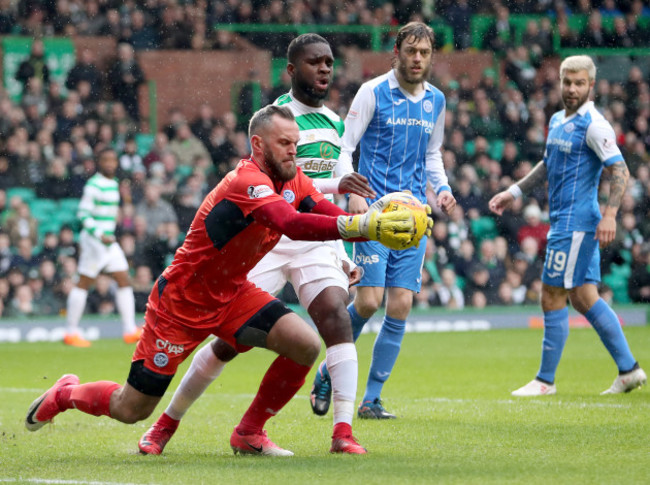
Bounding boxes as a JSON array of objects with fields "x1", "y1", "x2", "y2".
[{"x1": 1, "y1": 0, "x2": 650, "y2": 319}]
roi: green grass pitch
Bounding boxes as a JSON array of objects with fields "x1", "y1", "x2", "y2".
[{"x1": 1, "y1": 326, "x2": 649, "y2": 484}]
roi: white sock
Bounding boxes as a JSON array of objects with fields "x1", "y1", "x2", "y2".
[
  {"x1": 326, "y1": 342, "x2": 358, "y2": 426},
  {"x1": 166, "y1": 343, "x2": 226, "y2": 420},
  {"x1": 115, "y1": 286, "x2": 137, "y2": 334},
  {"x1": 66, "y1": 287, "x2": 88, "y2": 335}
]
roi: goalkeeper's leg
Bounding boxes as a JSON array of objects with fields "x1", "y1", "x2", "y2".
[{"x1": 138, "y1": 339, "x2": 236, "y2": 454}]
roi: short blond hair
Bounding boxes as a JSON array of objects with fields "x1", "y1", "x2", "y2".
[{"x1": 560, "y1": 55, "x2": 596, "y2": 81}]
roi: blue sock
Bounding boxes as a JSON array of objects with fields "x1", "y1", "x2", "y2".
[
  {"x1": 585, "y1": 298, "x2": 636, "y2": 372},
  {"x1": 537, "y1": 308, "x2": 569, "y2": 384},
  {"x1": 349, "y1": 302, "x2": 370, "y2": 342},
  {"x1": 320, "y1": 303, "x2": 370, "y2": 381},
  {"x1": 363, "y1": 316, "x2": 405, "y2": 403}
]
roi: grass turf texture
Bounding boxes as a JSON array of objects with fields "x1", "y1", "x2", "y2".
[{"x1": 1, "y1": 327, "x2": 649, "y2": 484}]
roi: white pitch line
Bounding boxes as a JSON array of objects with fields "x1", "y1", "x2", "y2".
[
  {"x1": 413, "y1": 396, "x2": 650, "y2": 409},
  {"x1": 0, "y1": 479, "x2": 156, "y2": 485}
]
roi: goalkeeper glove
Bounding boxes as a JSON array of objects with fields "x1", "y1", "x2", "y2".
[{"x1": 337, "y1": 210, "x2": 415, "y2": 250}]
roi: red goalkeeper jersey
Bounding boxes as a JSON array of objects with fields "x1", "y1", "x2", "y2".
[{"x1": 158, "y1": 158, "x2": 327, "y2": 327}]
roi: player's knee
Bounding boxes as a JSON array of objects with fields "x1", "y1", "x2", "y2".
[
  {"x1": 299, "y1": 332, "x2": 321, "y2": 366},
  {"x1": 212, "y1": 338, "x2": 238, "y2": 362}
]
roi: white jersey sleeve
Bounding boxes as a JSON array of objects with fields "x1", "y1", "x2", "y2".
[
  {"x1": 586, "y1": 116, "x2": 624, "y2": 166},
  {"x1": 425, "y1": 104, "x2": 451, "y2": 194},
  {"x1": 339, "y1": 82, "x2": 376, "y2": 174}
]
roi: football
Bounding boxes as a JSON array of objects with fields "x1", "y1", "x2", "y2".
[{"x1": 382, "y1": 191, "x2": 431, "y2": 248}]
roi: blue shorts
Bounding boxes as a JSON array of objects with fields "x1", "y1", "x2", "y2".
[
  {"x1": 542, "y1": 231, "x2": 600, "y2": 289},
  {"x1": 352, "y1": 236, "x2": 427, "y2": 292}
]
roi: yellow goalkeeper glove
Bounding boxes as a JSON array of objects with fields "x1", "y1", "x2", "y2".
[
  {"x1": 401, "y1": 203, "x2": 434, "y2": 249},
  {"x1": 337, "y1": 210, "x2": 415, "y2": 250}
]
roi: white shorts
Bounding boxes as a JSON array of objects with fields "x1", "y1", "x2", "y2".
[
  {"x1": 77, "y1": 230, "x2": 129, "y2": 278},
  {"x1": 249, "y1": 241, "x2": 349, "y2": 309}
]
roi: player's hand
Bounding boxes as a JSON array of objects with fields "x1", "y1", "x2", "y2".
[
  {"x1": 488, "y1": 191, "x2": 514, "y2": 216},
  {"x1": 596, "y1": 215, "x2": 617, "y2": 248},
  {"x1": 338, "y1": 173, "x2": 376, "y2": 199},
  {"x1": 437, "y1": 191, "x2": 456, "y2": 215},
  {"x1": 347, "y1": 193, "x2": 368, "y2": 214},
  {"x1": 349, "y1": 266, "x2": 363, "y2": 286},
  {"x1": 337, "y1": 210, "x2": 415, "y2": 250}
]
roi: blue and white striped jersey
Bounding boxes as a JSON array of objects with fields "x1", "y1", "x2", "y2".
[
  {"x1": 544, "y1": 101, "x2": 624, "y2": 233},
  {"x1": 339, "y1": 70, "x2": 451, "y2": 204}
]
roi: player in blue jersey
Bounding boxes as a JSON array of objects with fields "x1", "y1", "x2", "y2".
[
  {"x1": 489, "y1": 55, "x2": 646, "y2": 396},
  {"x1": 310, "y1": 22, "x2": 456, "y2": 419}
]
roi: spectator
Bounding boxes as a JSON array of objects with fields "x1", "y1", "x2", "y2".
[
  {"x1": 56, "y1": 224, "x2": 79, "y2": 263},
  {"x1": 0, "y1": 0, "x2": 15, "y2": 34},
  {"x1": 143, "y1": 132, "x2": 169, "y2": 169},
  {"x1": 504, "y1": 46, "x2": 538, "y2": 99},
  {"x1": 148, "y1": 221, "x2": 183, "y2": 276},
  {"x1": 173, "y1": 183, "x2": 201, "y2": 233},
  {"x1": 190, "y1": 103, "x2": 218, "y2": 147},
  {"x1": 11, "y1": 237, "x2": 40, "y2": 275},
  {"x1": 446, "y1": 0, "x2": 473, "y2": 50},
  {"x1": 6, "y1": 284, "x2": 37, "y2": 318},
  {"x1": 483, "y1": 5, "x2": 516, "y2": 52},
  {"x1": 5, "y1": 202, "x2": 39, "y2": 247},
  {"x1": 464, "y1": 262, "x2": 498, "y2": 306},
  {"x1": 135, "y1": 181, "x2": 178, "y2": 236},
  {"x1": 517, "y1": 204, "x2": 550, "y2": 256},
  {"x1": 168, "y1": 120, "x2": 212, "y2": 168},
  {"x1": 124, "y1": 9, "x2": 158, "y2": 51},
  {"x1": 86, "y1": 274, "x2": 116, "y2": 315},
  {"x1": 608, "y1": 16, "x2": 635, "y2": 48},
  {"x1": 629, "y1": 242, "x2": 650, "y2": 303},
  {"x1": 119, "y1": 137, "x2": 145, "y2": 176},
  {"x1": 435, "y1": 267, "x2": 465, "y2": 309},
  {"x1": 578, "y1": 11, "x2": 611, "y2": 48},
  {"x1": 38, "y1": 231, "x2": 59, "y2": 263},
  {"x1": 65, "y1": 48, "x2": 103, "y2": 103},
  {"x1": 107, "y1": 43, "x2": 146, "y2": 122},
  {"x1": 28, "y1": 268, "x2": 60, "y2": 315},
  {"x1": 0, "y1": 231, "x2": 12, "y2": 276},
  {"x1": 15, "y1": 38, "x2": 50, "y2": 94},
  {"x1": 36, "y1": 157, "x2": 74, "y2": 200},
  {"x1": 132, "y1": 264, "x2": 154, "y2": 313}
]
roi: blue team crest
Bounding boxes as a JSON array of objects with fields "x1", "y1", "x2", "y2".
[
  {"x1": 564, "y1": 122, "x2": 575, "y2": 133},
  {"x1": 423, "y1": 100, "x2": 433, "y2": 113},
  {"x1": 283, "y1": 189, "x2": 296, "y2": 203}
]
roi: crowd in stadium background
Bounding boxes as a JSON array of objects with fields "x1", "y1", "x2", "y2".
[{"x1": 2, "y1": 0, "x2": 650, "y2": 319}]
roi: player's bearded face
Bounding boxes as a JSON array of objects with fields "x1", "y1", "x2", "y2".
[
  {"x1": 561, "y1": 69, "x2": 592, "y2": 114},
  {"x1": 396, "y1": 37, "x2": 432, "y2": 84},
  {"x1": 264, "y1": 145, "x2": 297, "y2": 182}
]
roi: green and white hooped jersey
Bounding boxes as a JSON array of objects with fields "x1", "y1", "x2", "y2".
[
  {"x1": 78, "y1": 173, "x2": 120, "y2": 240},
  {"x1": 275, "y1": 92, "x2": 344, "y2": 202}
]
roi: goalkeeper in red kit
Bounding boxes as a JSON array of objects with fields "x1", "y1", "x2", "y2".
[{"x1": 25, "y1": 105, "x2": 425, "y2": 456}]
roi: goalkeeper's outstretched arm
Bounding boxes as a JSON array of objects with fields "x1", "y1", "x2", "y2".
[{"x1": 251, "y1": 198, "x2": 416, "y2": 250}]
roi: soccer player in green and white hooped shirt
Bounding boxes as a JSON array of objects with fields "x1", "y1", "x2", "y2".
[
  {"x1": 64, "y1": 148, "x2": 141, "y2": 347},
  {"x1": 138, "y1": 34, "x2": 377, "y2": 455}
]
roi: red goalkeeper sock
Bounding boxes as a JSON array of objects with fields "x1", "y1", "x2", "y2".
[{"x1": 58, "y1": 381, "x2": 122, "y2": 417}]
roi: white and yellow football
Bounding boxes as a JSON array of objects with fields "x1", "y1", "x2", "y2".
[{"x1": 381, "y1": 191, "x2": 431, "y2": 248}]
